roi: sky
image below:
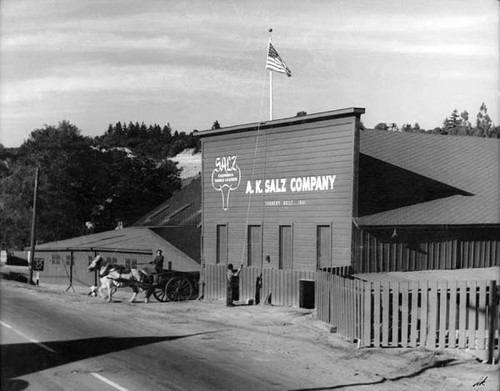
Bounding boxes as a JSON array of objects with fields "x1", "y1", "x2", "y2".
[{"x1": 0, "y1": 0, "x2": 498, "y2": 148}]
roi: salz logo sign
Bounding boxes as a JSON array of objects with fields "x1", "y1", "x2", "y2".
[{"x1": 211, "y1": 155, "x2": 241, "y2": 211}]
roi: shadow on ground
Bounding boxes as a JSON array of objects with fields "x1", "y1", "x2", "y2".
[{"x1": 1, "y1": 331, "x2": 219, "y2": 390}]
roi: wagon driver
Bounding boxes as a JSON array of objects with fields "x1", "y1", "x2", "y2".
[{"x1": 149, "y1": 249, "x2": 164, "y2": 285}]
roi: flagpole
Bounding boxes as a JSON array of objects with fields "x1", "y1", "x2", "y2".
[
  {"x1": 269, "y1": 69, "x2": 273, "y2": 120},
  {"x1": 268, "y1": 28, "x2": 273, "y2": 120}
]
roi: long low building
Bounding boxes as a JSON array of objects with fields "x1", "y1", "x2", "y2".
[{"x1": 31, "y1": 226, "x2": 200, "y2": 292}]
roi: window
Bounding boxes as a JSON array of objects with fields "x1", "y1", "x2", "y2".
[
  {"x1": 247, "y1": 225, "x2": 262, "y2": 267},
  {"x1": 317, "y1": 225, "x2": 332, "y2": 270},
  {"x1": 279, "y1": 225, "x2": 293, "y2": 269},
  {"x1": 216, "y1": 224, "x2": 227, "y2": 264},
  {"x1": 51, "y1": 254, "x2": 61, "y2": 264}
]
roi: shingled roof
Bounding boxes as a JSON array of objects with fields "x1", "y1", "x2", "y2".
[{"x1": 356, "y1": 130, "x2": 500, "y2": 226}]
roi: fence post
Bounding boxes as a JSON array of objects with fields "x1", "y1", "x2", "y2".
[
  {"x1": 363, "y1": 281, "x2": 372, "y2": 347},
  {"x1": 487, "y1": 280, "x2": 498, "y2": 364}
]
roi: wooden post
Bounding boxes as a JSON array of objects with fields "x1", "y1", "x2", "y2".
[
  {"x1": 28, "y1": 167, "x2": 39, "y2": 285},
  {"x1": 487, "y1": 281, "x2": 497, "y2": 364},
  {"x1": 66, "y1": 251, "x2": 75, "y2": 292}
]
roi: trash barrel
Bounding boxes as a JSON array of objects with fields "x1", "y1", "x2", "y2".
[{"x1": 299, "y1": 279, "x2": 315, "y2": 309}]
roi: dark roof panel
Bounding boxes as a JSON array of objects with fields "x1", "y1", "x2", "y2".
[
  {"x1": 150, "y1": 226, "x2": 201, "y2": 262},
  {"x1": 357, "y1": 130, "x2": 500, "y2": 226}
]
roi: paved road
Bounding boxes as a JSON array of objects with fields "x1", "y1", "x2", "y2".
[
  {"x1": 3, "y1": 280, "x2": 493, "y2": 391},
  {"x1": 0, "y1": 281, "x2": 304, "y2": 391}
]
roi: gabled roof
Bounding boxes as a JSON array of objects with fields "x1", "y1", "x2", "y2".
[
  {"x1": 33, "y1": 227, "x2": 155, "y2": 253},
  {"x1": 356, "y1": 130, "x2": 500, "y2": 226},
  {"x1": 32, "y1": 226, "x2": 201, "y2": 263},
  {"x1": 134, "y1": 175, "x2": 201, "y2": 226}
]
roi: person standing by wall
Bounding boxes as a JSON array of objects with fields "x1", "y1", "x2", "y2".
[{"x1": 226, "y1": 263, "x2": 242, "y2": 307}]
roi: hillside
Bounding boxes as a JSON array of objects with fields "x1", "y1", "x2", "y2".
[{"x1": 172, "y1": 148, "x2": 201, "y2": 180}]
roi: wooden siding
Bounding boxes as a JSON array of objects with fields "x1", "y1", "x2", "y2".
[
  {"x1": 34, "y1": 250, "x2": 152, "y2": 292},
  {"x1": 203, "y1": 264, "x2": 315, "y2": 306},
  {"x1": 353, "y1": 227, "x2": 500, "y2": 273},
  {"x1": 316, "y1": 271, "x2": 500, "y2": 354},
  {"x1": 201, "y1": 115, "x2": 360, "y2": 271}
]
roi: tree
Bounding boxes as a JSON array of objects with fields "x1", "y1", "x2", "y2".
[
  {"x1": 439, "y1": 104, "x2": 497, "y2": 138},
  {"x1": 459, "y1": 111, "x2": 472, "y2": 135},
  {"x1": 442, "y1": 109, "x2": 460, "y2": 135},
  {"x1": 211, "y1": 120, "x2": 221, "y2": 130},
  {"x1": 401, "y1": 123, "x2": 424, "y2": 133},
  {"x1": 374, "y1": 123, "x2": 389, "y2": 131},
  {"x1": 401, "y1": 123, "x2": 412, "y2": 132},
  {"x1": 16, "y1": 121, "x2": 103, "y2": 243},
  {"x1": 388, "y1": 123, "x2": 399, "y2": 132},
  {"x1": 0, "y1": 121, "x2": 183, "y2": 249},
  {"x1": 475, "y1": 103, "x2": 493, "y2": 137}
]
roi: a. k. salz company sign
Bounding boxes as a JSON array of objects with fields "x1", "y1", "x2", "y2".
[{"x1": 211, "y1": 155, "x2": 336, "y2": 211}]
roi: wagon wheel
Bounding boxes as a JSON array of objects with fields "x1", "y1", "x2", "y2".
[
  {"x1": 152, "y1": 277, "x2": 169, "y2": 302},
  {"x1": 165, "y1": 277, "x2": 193, "y2": 301}
]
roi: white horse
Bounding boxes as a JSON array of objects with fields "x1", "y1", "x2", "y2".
[{"x1": 88, "y1": 255, "x2": 151, "y2": 303}]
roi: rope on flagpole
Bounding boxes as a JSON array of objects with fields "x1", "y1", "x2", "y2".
[{"x1": 238, "y1": 33, "x2": 270, "y2": 265}]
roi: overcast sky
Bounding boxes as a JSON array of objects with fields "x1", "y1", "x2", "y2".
[{"x1": 1, "y1": 0, "x2": 498, "y2": 147}]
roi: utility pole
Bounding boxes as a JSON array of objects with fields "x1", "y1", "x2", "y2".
[{"x1": 28, "y1": 167, "x2": 39, "y2": 285}]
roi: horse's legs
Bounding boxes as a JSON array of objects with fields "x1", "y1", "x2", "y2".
[
  {"x1": 106, "y1": 283, "x2": 113, "y2": 303},
  {"x1": 144, "y1": 285, "x2": 154, "y2": 303},
  {"x1": 97, "y1": 283, "x2": 106, "y2": 300},
  {"x1": 129, "y1": 287, "x2": 138, "y2": 303},
  {"x1": 143, "y1": 274, "x2": 154, "y2": 303}
]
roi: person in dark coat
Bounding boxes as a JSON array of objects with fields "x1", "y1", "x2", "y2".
[
  {"x1": 149, "y1": 249, "x2": 164, "y2": 285},
  {"x1": 226, "y1": 263, "x2": 242, "y2": 306}
]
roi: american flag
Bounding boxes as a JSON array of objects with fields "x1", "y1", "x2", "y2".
[{"x1": 266, "y1": 42, "x2": 291, "y2": 77}]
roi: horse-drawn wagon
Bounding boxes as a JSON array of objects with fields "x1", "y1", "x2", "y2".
[
  {"x1": 150, "y1": 270, "x2": 200, "y2": 302},
  {"x1": 88, "y1": 255, "x2": 200, "y2": 303}
]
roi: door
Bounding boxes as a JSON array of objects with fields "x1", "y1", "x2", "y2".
[
  {"x1": 279, "y1": 225, "x2": 292, "y2": 269},
  {"x1": 317, "y1": 225, "x2": 331, "y2": 270},
  {"x1": 248, "y1": 225, "x2": 262, "y2": 267},
  {"x1": 216, "y1": 224, "x2": 227, "y2": 264}
]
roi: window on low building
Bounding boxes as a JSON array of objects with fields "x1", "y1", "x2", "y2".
[{"x1": 52, "y1": 254, "x2": 61, "y2": 265}]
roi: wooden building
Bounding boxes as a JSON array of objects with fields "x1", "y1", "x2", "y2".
[
  {"x1": 354, "y1": 127, "x2": 499, "y2": 273},
  {"x1": 198, "y1": 108, "x2": 500, "y2": 273},
  {"x1": 198, "y1": 108, "x2": 365, "y2": 270},
  {"x1": 31, "y1": 226, "x2": 200, "y2": 292},
  {"x1": 197, "y1": 107, "x2": 500, "y2": 352}
]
